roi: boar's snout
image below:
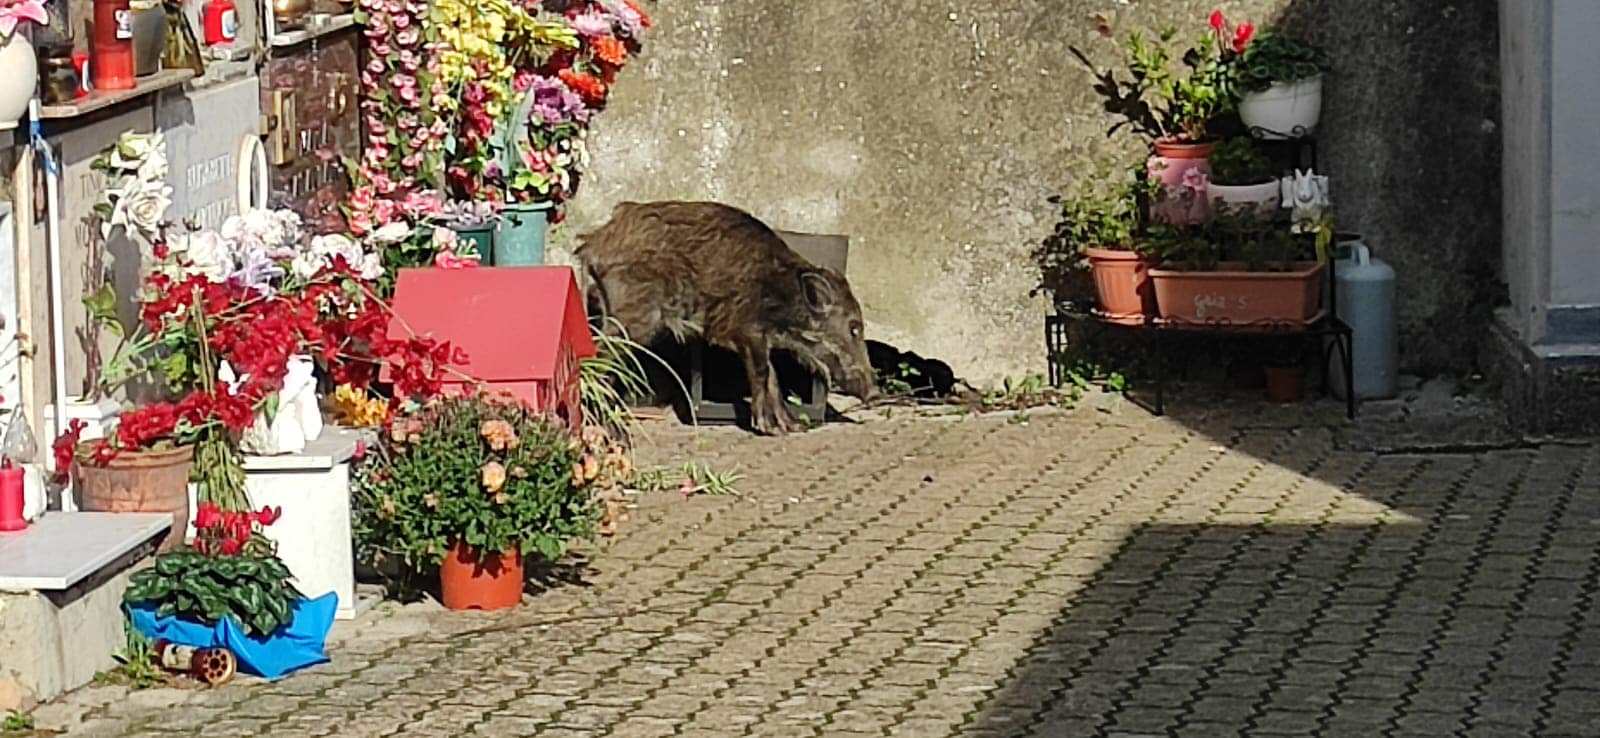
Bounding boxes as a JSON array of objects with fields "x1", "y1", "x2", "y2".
[{"x1": 796, "y1": 269, "x2": 880, "y2": 403}]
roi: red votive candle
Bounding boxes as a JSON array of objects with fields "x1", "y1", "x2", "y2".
[{"x1": 0, "y1": 467, "x2": 26, "y2": 532}]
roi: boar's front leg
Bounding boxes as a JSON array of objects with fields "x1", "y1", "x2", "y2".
[{"x1": 737, "y1": 338, "x2": 799, "y2": 436}]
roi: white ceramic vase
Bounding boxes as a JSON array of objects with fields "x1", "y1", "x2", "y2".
[
  {"x1": 1240, "y1": 76, "x2": 1323, "y2": 140},
  {"x1": 0, "y1": 33, "x2": 37, "y2": 131}
]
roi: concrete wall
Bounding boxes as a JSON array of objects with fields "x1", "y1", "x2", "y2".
[{"x1": 560, "y1": 0, "x2": 1500, "y2": 383}]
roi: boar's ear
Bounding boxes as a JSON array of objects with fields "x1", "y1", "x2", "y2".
[{"x1": 800, "y1": 271, "x2": 835, "y2": 312}]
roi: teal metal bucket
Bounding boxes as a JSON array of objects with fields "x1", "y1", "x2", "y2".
[{"x1": 494, "y1": 203, "x2": 552, "y2": 266}]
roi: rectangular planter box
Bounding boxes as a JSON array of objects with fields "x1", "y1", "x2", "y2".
[{"x1": 1150, "y1": 261, "x2": 1325, "y2": 326}]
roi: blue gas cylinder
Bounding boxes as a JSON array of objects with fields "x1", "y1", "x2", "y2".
[{"x1": 1331, "y1": 240, "x2": 1397, "y2": 400}]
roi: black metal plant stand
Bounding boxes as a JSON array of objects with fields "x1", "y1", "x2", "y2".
[{"x1": 1046, "y1": 135, "x2": 1358, "y2": 420}]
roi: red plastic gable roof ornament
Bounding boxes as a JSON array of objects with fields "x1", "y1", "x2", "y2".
[{"x1": 385, "y1": 267, "x2": 597, "y2": 430}]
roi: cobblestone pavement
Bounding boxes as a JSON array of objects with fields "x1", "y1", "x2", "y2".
[{"x1": 37, "y1": 398, "x2": 1600, "y2": 737}]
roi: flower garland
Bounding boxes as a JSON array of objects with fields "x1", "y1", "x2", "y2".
[{"x1": 352, "y1": 0, "x2": 447, "y2": 239}]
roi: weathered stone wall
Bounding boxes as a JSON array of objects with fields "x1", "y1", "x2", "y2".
[{"x1": 560, "y1": 0, "x2": 1500, "y2": 383}]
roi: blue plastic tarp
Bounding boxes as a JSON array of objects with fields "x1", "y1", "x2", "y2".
[{"x1": 127, "y1": 593, "x2": 338, "y2": 680}]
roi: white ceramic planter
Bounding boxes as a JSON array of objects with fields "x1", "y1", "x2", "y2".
[
  {"x1": 1209, "y1": 180, "x2": 1282, "y2": 215},
  {"x1": 0, "y1": 34, "x2": 35, "y2": 131},
  {"x1": 1240, "y1": 76, "x2": 1323, "y2": 140}
]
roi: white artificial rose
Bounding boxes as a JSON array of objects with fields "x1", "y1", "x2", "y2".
[
  {"x1": 370, "y1": 222, "x2": 411, "y2": 245},
  {"x1": 179, "y1": 231, "x2": 234, "y2": 283},
  {"x1": 359, "y1": 252, "x2": 384, "y2": 281},
  {"x1": 122, "y1": 182, "x2": 172, "y2": 239},
  {"x1": 291, "y1": 251, "x2": 329, "y2": 280}
]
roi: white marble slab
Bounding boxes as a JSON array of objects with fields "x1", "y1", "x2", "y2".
[
  {"x1": 0, "y1": 512, "x2": 169, "y2": 591},
  {"x1": 241, "y1": 426, "x2": 366, "y2": 472}
]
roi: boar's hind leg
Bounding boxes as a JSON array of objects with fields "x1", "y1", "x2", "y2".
[{"x1": 737, "y1": 339, "x2": 799, "y2": 436}]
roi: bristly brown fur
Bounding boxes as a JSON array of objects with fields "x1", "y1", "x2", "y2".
[{"x1": 577, "y1": 201, "x2": 878, "y2": 435}]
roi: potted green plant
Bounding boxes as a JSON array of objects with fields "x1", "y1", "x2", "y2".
[
  {"x1": 1144, "y1": 208, "x2": 1324, "y2": 325},
  {"x1": 1037, "y1": 164, "x2": 1160, "y2": 321},
  {"x1": 1207, "y1": 138, "x2": 1279, "y2": 215},
  {"x1": 1235, "y1": 29, "x2": 1326, "y2": 139},
  {"x1": 1072, "y1": 12, "x2": 1253, "y2": 224},
  {"x1": 353, "y1": 395, "x2": 598, "y2": 611}
]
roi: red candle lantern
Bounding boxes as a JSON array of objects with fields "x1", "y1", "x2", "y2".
[
  {"x1": 91, "y1": 0, "x2": 135, "y2": 90},
  {"x1": 0, "y1": 466, "x2": 26, "y2": 532}
]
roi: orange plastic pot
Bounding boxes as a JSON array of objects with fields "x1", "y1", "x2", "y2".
[
  {"x1": 1083, "y1": 247, "x2": 1156, "y2": 321},
  {"x1": 439, "y1": 541, "x2": 524, "y2": 611},
  {"x1": 75, "y1": 444, "x2": 195, "y2": 552}
]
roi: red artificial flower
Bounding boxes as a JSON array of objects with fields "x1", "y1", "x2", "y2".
[
  {"x1": 1209, "y1": 10, "x2": 1225, "y2": 32},
  {"x1": 255, "y1": 506, "x2": 283, "y2": 527},
  {"x1": 193, "y1": 538, "x2": 210, "y2": 555},
  {"x1": 353, "y1": 439, "x2": 368, "y2": 461},
  {"x1": 219, "y1": 538, "x2": 242, "y2": 556},
  {"x1": 50, "y1": 419, "x2": 86, "y2": 484},
  {"x1": 593, "y1": 35, "x2": 627, "y2": 66},
  {"x1": 1233, "y1": 22, "x2": 1255, "y2": 53},
  {"x1": 116, "y1": 403, "x2": 180, "y2": 451},
  {"x1": 195, "y1": 502, "x2": 222, "y2": 530}
]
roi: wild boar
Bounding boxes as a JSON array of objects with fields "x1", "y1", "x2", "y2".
[{"x1": 577, "y1": 201, "x2": 879, "y2": 435}]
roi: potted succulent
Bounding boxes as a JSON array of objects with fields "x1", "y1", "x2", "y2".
[
  {"x1": 0, "y1": 0, "x2": 48, "y2": 129},
  {"x1": 436, "y1": 199, "x2": 500, "y2": 263},
  {"x1": 353, "y1": 395, "x2": 598, "y2": 611},
  {"x1": 1144, "y1": 208, "x2": 1324, "y2": 325},
  {"x1": 1235, "y1": 29, "x2": 1327, "y2": 139},
  {"x1": 1207, "y1": 138, "x2": 1280, "y2": 215},
  {"x1": 1072, "y1": 11, "x2": 1254, "y2": 225}
]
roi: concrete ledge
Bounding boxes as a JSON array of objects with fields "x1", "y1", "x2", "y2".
[
  {"x1": 1484, "y1": 316, "x2": 1600, "y2": 437},
  {"x1": 0, "y1": 516, "x2": 163, "y2": 711}
]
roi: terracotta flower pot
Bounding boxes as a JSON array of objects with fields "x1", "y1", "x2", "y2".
[
  {"x1": 439, "y1": 541, "x2": 524, "y2": 611},
  {"x1": 1083, "y1": 247, "x2": 1156, "y2": 321},
  {"x1": 75, "y1": 444, "x2": 195, "y2": 552},
  {"x1": 1149, "y1": 140, "x2": 1216, "y2": 225},
  {"x1": 1150, "y1": 261, "x2": 1325, "y2": 325},
  {"x1": 1264, "y1": 365, "x2": 1304, "y2": 403}
]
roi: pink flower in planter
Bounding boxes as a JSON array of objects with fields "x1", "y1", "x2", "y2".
[
  {"x1": 370, "y1": 41, "x2": 391, "y2": 57},
  {"x1": 391, "y1": 11, "x2": 409, "y2": 28},
  {"x1": 396, "y1": 26, "x2": 419, "y2": 46}
]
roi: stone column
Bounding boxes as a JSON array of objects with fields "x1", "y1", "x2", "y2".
[{"x1": 1491, "y1": 0, "x2": 1600, "y2": 434}]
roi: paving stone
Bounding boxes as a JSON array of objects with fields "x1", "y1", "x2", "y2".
[{"x1": 17, "y1": 412, "x2": 1592, "y2": 738}]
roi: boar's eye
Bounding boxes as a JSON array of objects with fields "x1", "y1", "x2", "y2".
[{"x1": 849, "y1": 321, "x2": 862, "y2": 339}]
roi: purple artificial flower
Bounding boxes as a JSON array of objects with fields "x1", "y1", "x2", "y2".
[{"x1": 529, "y1": 75, "x2": 591, "y2": 126}]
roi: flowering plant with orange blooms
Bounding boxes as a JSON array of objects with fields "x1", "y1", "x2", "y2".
[{"x1": 352, "y1": 394, "x2": 597, "y2": 577}]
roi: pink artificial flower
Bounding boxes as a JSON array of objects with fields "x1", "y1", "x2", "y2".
[
  {"x1": 391, "y1": 12, "x2": 409, "y2": 28},
  {"x1": 370, "y1": 42, "x2": 392, "y2": 57},
  {"x1": 0, "y1": 0, "x2": 49, "y2": 37},
  {"x1": 434, "y1": 251, "x2": 480, "y2": 270},
  {"x1": 396, "y1": 26, "x2": 419, "y2": 46}
]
